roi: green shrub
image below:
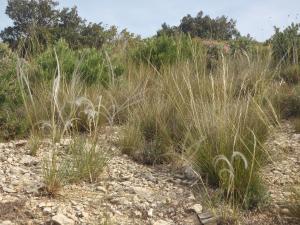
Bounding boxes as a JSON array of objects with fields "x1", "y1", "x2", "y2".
[
  {"x1": 35, "y1": 39, "x2": 77, "y2": 81},
  {"x1": 0, "y1": 47, "x2": 28, "y2": 139},
  {"x1": 78, "y1": 48, "x2": 110, "y2": 86},
  {"x1": 33, "y1": 39, "x2": 124, "y2": 86},
  {"x1": 230, "y1": 36, "x2": 254, "y2": 55},
  {"x1": 132, "y1": 34, "x2": 199, "y2": 69},
  {"x1": 133, "y1": 35, "x2": 177, "y2": 68},
  {"x1": 271, "y1": 23, "x2": 300, "y2": 65}
]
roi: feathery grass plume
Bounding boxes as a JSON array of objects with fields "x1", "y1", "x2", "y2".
[{"x1": 213, "y1": 151, "x2": 249, "y2": 205}]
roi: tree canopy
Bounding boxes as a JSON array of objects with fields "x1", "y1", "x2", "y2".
[
  {"x1": 0, "y1": 0, "x2": 116, "y2": 50},
  {"x1": 271, "y1": 23, "x2": 300, "y2": 65},
  {"x1": 157, "y1": 11, "x2": 240, "y2": 40}
]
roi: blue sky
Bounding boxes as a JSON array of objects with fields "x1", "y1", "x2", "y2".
[{"x1": 0, "y1": 0, "x2": 299, "y2": 41}]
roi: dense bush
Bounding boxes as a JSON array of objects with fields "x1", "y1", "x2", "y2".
[
  {"x1": 158, "y1": 11, "x2": 240, "y2": 40},
  {"x1": 32, "y1": 40, "x2": 124, "y2": 86},
  {"x1": 230, "y1": 36, "x2": 255, "y2": 55},
  {"x1": 271, "y1": 23, "x2": 300, "y2": 65},
  {"x1": 132, "y1": 35, "x2": 177, "y2": 68},
  {"x1": 34, "y1": 39, "x2": 77, "y2": 81},
  {"x1": 79, "y1": 48, "x2": 125, "y2": 86},
  {"x1": 0, "y1": 43, "x2": 28, "y2": 139},
  {"x1": 132, "y1": 35, "x2": 201, "y2": 69}
]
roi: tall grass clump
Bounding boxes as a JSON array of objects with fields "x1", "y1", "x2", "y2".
[
  {"x1": 120, "y1": 39, "x2": 277, "y2": 208},
  {"x1": 278, "y1": 64, "x2": 300, "y2": 85},
  {"x1": 17, "y1": 46, "x2": 119, "y2": 195},
  {"x1": 272, "y1": 84, "x2": 300, "y2": 119},
  {"x1": 16, "y1": 38, "x2": 134, "y2": 139},
  {"x1": 42, "y1": 154, "x2": 64, "y2": 196},
  {"x1": 121, "y1": 97, "x2": 186, "y2": 164},
  {"x1": 171, "y1": 52, "x2": 276, "y2": 208},
  {"x1": 62, "y1": 137, "x2": 109, "y2": 183},
  {"x1": 27, "y1": 133, "x2": 40, "y2": 156}
]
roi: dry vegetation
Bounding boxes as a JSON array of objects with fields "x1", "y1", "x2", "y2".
[{"x1": 0, "y1": 1, "x2": 300, "y2": 224}]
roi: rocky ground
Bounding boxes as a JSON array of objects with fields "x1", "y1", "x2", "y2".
[
  {"x1": 242, "y1": 121, "x2": 300, "y2": 225},
  {"x1": 0, "y1": 129, "x2": 203, "y2": 225},
  {"x1": 263, "y1": 122, "x2": 300, "y2": 205},
  {"x1": 0, "y1": 122, "x2": 299, "y2": 225}
]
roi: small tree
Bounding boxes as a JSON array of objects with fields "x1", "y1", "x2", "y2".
[
  {"x1": 0, "y1": 0, "x2": 116, "y2": 52},
  {"x1": 157, "y1": 23, "x2": 178, "y2": 37},
  {"x1": 271, "y1": 23, "x2": 300, "y2": 65},
  {"x1": 180, "y1": 11, "x2": 240, "y2": 40},
  {"x1": 0, "y1": 0, "x2": 59, "y2": 50}
]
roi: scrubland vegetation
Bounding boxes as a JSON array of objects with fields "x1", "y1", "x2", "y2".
[{"x1": 1, "y1": 0, "x2": 300, "y2": 223}]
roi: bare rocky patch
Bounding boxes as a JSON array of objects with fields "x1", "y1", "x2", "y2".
[
  {"x1": 0, "y1": 130, "x2": 204, "y2": 225},
  {"x1": 0, "y1": 200, "x2": 34, "y2": 224}
]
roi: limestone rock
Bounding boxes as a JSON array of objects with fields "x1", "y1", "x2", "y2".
[
  {"x1": 153, "y1": 219, "x2": 174, "y2": 225},
  {"x1": 51, "y1": 214, "x2": 75, "y2": 225},
  {"x1": 191, "y1": 204, "x2": 203, "y2": 214},
  {"x1": 20, "y1": 155, "x2": 38, "y2": 166},
  {"x1": 0, "y1": 221, "x2": 14, "y2": 225}
]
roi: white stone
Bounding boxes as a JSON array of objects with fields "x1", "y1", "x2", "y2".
[
  {"x1": 20, "y1": 155, "x2": 38, "y2": 166},
  {"x1": 3, "y1": 187, "x2": 16, "y2": 193},
  {"x1": 96, "y1": 186, "x2": 106, "y2": 193},
  {"x1": 51, "y1": 214, "x2": 75, "y2": 225},
  {"x1": 148, "y1": 208, "x2": 153, "y2": 217},
  {"x1": 191, "y1": 204, "x2": 203, "y2": 214},
  {"x1": 0, "y1": 221, "x2": 13, "y2": 225},
  {"x1": 43, "y1": 207, "x2": 52, "y2": 214},
  {"x1": 7, "y1": 158, "x2": 13, "y2": 163}
]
